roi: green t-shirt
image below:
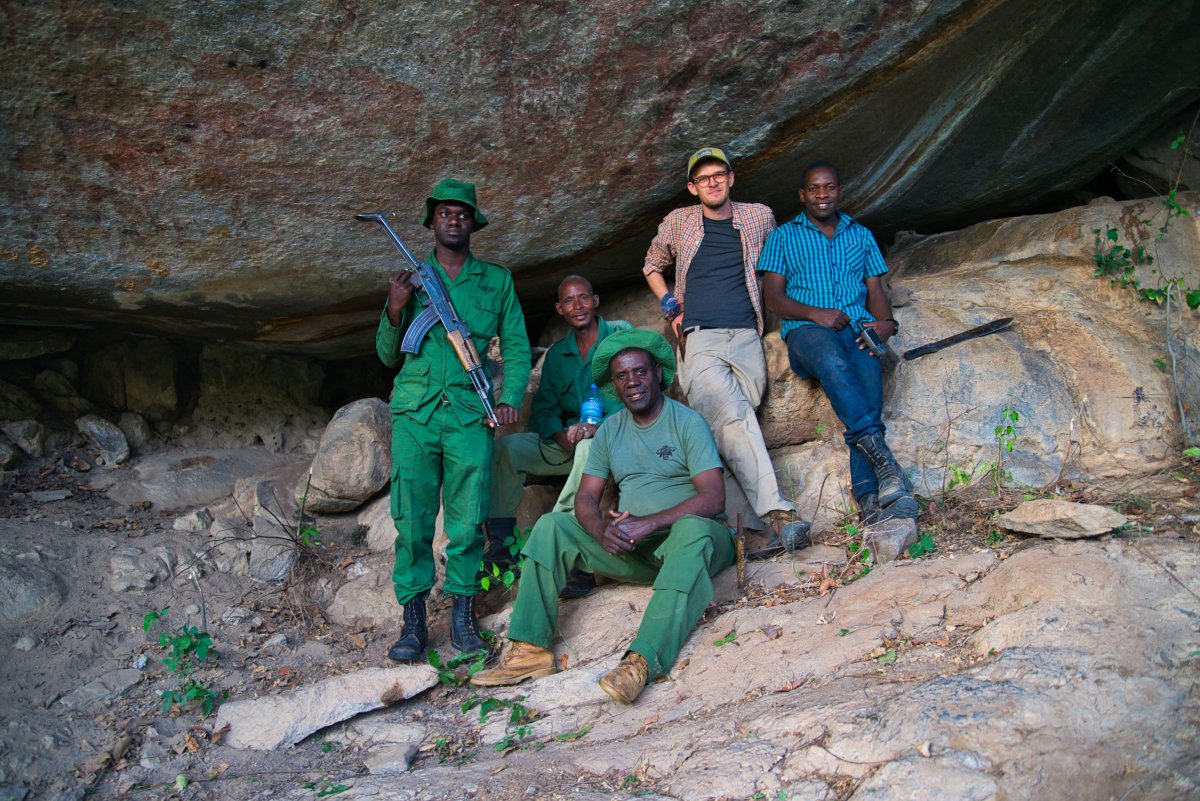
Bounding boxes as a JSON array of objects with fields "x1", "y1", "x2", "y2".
[{"x1": 584, "y1": 398, "x2": 723, "y2": 518}]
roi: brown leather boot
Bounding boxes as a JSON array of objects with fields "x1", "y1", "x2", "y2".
[
  {"x1": 469, "y1": 640, "x2": 556, "y2": 687},
  {"x1": 599, "y1": 651, "x2": 649, "y2": 704}
]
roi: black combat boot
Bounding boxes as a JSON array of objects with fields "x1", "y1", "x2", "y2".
[
  {"x1": 857, "y1": 492, "x2": 884, "y2": 526},
  {"x1": 853, "y1": 432, "x2": 914, "y2": 508},
  {"x1": 387, "y1": 593, "x2": 428, "y2": 662},
  {"x1": 484, "y1": 517, "x2": 518, "y2": 571},
  {"x1": 450, "y1": 594, "x2": 489, "y2": 654}
]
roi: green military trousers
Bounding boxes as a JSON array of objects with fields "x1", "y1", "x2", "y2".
[
  {"x1": 507, "y1": 511, "x2": 734, "y2": 679},
  {"x1": 390, "y1": 403, "x2": 491, "y2": 603},
  {"x1": 489, "y1": 434, "x2": 595, "y2": 518}
]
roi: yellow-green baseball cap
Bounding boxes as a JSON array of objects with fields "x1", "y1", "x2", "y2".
[{"x1": 687, "y1": 147, "x2": 732, "y2": 179}]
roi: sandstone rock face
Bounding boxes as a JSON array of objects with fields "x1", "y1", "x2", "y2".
[
  {"x1": 183, "y1": 345, "x2": 326, "y2": 452},
  {"x1": 80, "y1": 338, "x2": 180, "y2": 421},
  {"x1": 403, "y1": 540, "x2": 1197, "y2": 801},
  {"x1": 1116, "y1": 102, "x2": 1200, "y2": 198},
  {"x1": 1, "y1": 2, "x2": 1197, "y2": 353},
  {"x1": 0, "y1": 328, "x2": 75, "y2": 361}
]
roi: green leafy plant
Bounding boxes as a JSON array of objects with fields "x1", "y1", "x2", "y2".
[
  {"x1": 877, "y1": 648, "x2": 898, "y2": 665},
  {"x1": 460, "y1": 694, "x2": 539, "y2": 752},
  {"x1": 480, "y1": 526, "x2": 530, "y2": 591},
  {"x1": 298, "y1": 525, "x2": 321, "y2": 547},
  {"x1": 1184, "y1": 447, "x2": 1200, "y2": 460},
  {"x1": 142, "y1": 608, "x2": 224, "y2": 717},
  {"x1": 843, "y1": 523, "x2": 873, "y2": 579},
  {"x1": 907, "y1": 531, "x2": 937, "y2": 559},
  {"x1": 985, "y1": 407, "x2": 1020, "y2": 494},
  {"x1": 553, "y1": 723, "x2": 593, "y2": 743},
  {"x1": 946, "y1": 463, "x2": 976, "y2": 492},
  {"x1": 712, "y1": 630, "x2": 738, "y2": 647},
  {"x1": 1092, "y1": 129, "x2": 1200, "y2": 448},
  {"x1": 428, "y1": 648, "x2": 488, "y2": 687}
]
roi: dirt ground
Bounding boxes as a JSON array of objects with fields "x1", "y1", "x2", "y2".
[{"x1": 1, "y1": 448, "x2": 1197, "y2": 801}]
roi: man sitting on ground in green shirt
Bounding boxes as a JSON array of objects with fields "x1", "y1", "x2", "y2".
[
  {"x1": 487, "y1": 275, "x2": 630, "y2": 599},
  {"x1": 471, "y1": 329, "x2": 734, "y2": 705}
]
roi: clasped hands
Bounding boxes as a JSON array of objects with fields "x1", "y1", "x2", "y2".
[{"x1": 600, "y1": 510, "x2": 657, "y2": 556}]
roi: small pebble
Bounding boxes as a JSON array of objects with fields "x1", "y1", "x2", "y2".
[{"x1": 14, "y1": 635, "x2": 37, "y2": 651}]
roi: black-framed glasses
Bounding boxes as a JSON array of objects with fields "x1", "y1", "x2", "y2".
[{"x1": 690, "y1": 170, "x2": 729, "y2": 188}]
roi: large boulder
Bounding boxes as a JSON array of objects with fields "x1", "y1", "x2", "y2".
[
  {"x1": 1, "y1": 1, "x2": 1197, "y2": 353},
  {"x1": 305, "y1": 398, "x2": 390, "y2": 514}
]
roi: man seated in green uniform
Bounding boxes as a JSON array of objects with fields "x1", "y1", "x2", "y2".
[
  {"x1": 471, "y1": 329, "x2": 734, "y2": 704},
  {"x1": 486, "y1": 274, "x2": 630, "y2": 599},
  {"x1": 377, "y1": 178, "x2": 531, "y2": 662}
]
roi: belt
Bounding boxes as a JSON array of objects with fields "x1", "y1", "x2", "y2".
[{"x1": 683, "y1": 325, "x2": 724, "y2": 336}]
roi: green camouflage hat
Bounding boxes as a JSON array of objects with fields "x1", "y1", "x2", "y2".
[
  {"x1": 687, "y1": 146, "x2": 733, "y2": 178},
  {"x1": 419, "y1": 178, "x2": 489, "y2": 229},
  {"x1": 591, "y1": 328, "x2": 676, "y2": 407}
]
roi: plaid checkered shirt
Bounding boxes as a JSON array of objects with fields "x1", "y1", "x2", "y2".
[
  {"x1": 757, "y1": 211, "x2": 889, "y2": 342},
  {"x1": 641, "y1": 201, "x2": 777, "y2": 335}
]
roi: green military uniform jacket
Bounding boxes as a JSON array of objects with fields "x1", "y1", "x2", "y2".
[
  {"x1": 528, "y1": 317, "x2": 631, "y2": 440},
  {"x1": 376, "y1": 251, "x2": 531, "y2": 423}
]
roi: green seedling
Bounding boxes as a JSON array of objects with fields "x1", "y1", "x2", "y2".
[
  {"x1": 143, "y1": 608, "x2": 224, "y2": 717},
  {"x1": 713, "y1": 630, "x2": 738, "y2": 647},
  {"x1": 554, "y1": 723, "x2": 593, "y2": 742},
  {"x1": 907, "y1": 531, "x2": 937, "y2": 559}
]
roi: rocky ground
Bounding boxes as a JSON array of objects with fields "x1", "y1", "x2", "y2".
[{"x1": 1, "y1": 442, "x2": 1199, "y2": 801}]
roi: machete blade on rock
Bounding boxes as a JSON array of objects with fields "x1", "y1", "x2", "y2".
[{"x1": 902, "y1": 317, "x2": 1014, "y2": 361}]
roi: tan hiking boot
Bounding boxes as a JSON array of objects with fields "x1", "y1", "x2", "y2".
[
  {"x1": 469, "y1": 640, "x2": 556, "y2": 687},
  {"x1": 598, "y1": 651, "x2": 649, "y2": 704}
]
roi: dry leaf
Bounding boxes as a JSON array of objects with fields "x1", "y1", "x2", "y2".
[
  {"x1": 559, "y1": 654, "x2": 569, "y2": 670},
  {"x1": 760, "y1": 625, "x2": 782, "y2": 640},
  {"x1": 183, "y1": 732, "x2": 201, "y2": 753},
  {"x1": 775, "y1": 678, "x2": 803, "y2": 693},
  {"x1": 348, "y1": 633, "x2": 366, "y2": 649}
]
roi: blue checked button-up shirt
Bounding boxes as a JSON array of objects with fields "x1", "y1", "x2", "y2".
[{"x1": 757, "y1": 211, "x2": 889, "y2": 341}]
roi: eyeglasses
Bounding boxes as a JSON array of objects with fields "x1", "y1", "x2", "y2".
[{"x1": 690, "y1": 170, "x2": 729, "y2": 188}]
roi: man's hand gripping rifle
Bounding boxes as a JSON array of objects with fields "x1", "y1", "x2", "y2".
[{"x1": 356, "y1": 212, "x2": 499, "y2": 427}]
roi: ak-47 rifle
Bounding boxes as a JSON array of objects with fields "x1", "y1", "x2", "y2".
[{"x1": 355, "y1": 211, "x2": 499, "y2": 426}]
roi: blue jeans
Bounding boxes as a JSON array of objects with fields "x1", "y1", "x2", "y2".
[{"x1": 785, "y1": 325, "x2": 884, "y2": 500}]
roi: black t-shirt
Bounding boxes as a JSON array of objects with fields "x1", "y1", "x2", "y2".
[{"x1": 682, "y1": 216, "x2": 757, "y2": 330}]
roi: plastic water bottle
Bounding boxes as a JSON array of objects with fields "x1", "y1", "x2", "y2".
[{"x1": 580, "y1": 384, "x2": 604, "y2": 425}]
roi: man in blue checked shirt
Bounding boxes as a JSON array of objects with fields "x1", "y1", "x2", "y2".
[{"x1": 759, "y1": 162, "x2": 919, "y2": 524}]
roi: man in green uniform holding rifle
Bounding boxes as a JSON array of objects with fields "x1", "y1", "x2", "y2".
[{"x1": 375, "y1": 178, "x2": 531, "y2": 661}]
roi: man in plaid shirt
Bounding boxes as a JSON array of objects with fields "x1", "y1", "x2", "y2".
[
  {"x1": 759, "y1": 162, "x2": 919, "y2": 524},
  {"x1": 642, "y1": 146, "x2": 810, "y2": 558}
]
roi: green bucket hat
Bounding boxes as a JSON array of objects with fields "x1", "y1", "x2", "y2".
[
  {"x1": 591, "y1": 328, "x2": 676, "y2": 407},
  {"x1": 419, "y1": 178, "x2": 489, "y2": 229}
]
